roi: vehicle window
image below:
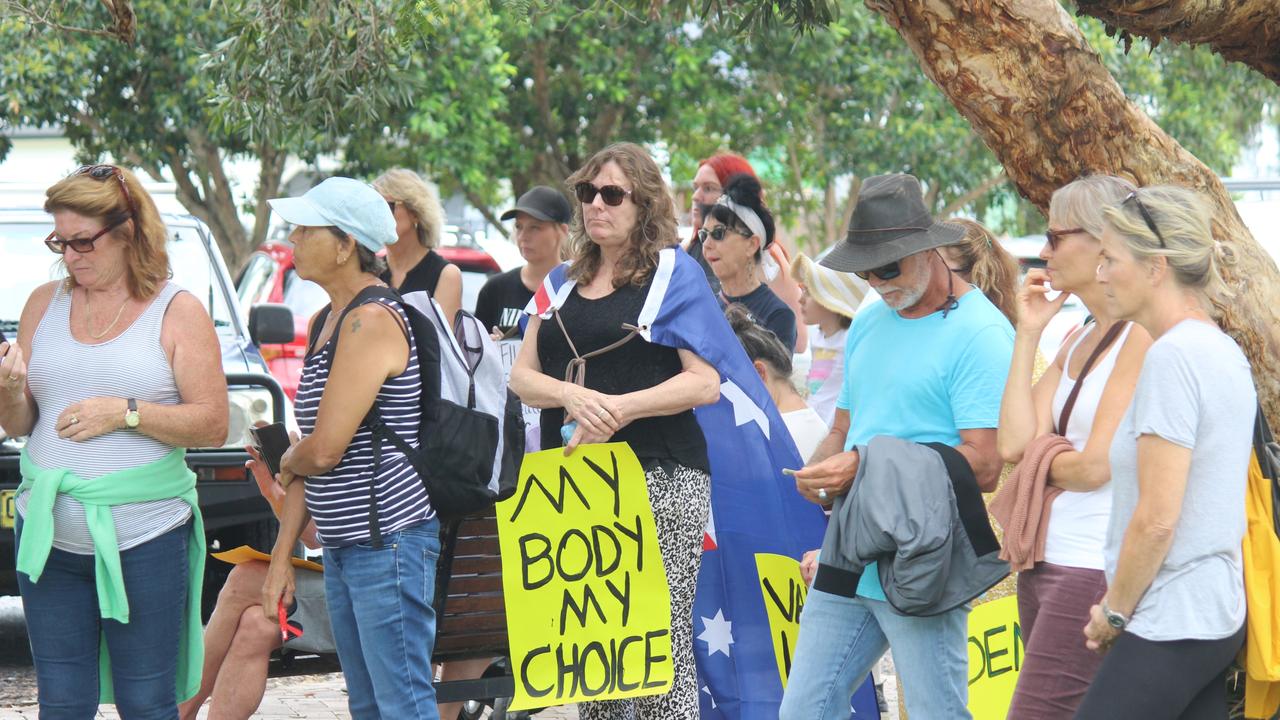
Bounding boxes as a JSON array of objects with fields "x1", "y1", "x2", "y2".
[
  {"x1": 237, "y1": 253, "x2": 277, "y2": 308},
  {"x1": 282, "y1": 270, "x2": 330, "y2": 320},
  {"x1": 460, "y1": 270, "x2": 490, "y2": 314},
  {"x1": 0, "y1": 221, "x2": 236, "y2": 333}
]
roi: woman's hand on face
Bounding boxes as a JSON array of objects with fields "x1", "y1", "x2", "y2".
[
  {"x1": 560, "y1": 384, "x2": 623, "y2": 437},
  {"x1": 56, "y1": 397, "x2": 127, "y2": 442},
  {"x1": 261, "y1": 557, "x2": 296, "y2": 622},
  {"x1": 1016, "y1": 269, "x2": 1071, "y2": 337},
  {"x1": 0, "y1": 342, "x2": 27, "y2": 400}
]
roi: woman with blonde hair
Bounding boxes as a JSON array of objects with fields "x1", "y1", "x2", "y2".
[
  {"x1": 373, "y1": 168, "x2": 463, "y2": 323},
  {"x1": 0, "y1": 164, "x2": 228, "y2": 716},
  {"x1": 996, "y1": 175, "x2": 1151, "y2": 718},
  {"x1": 1077, "y1": 185, "x2": 1254, "y2": 718},
  {"x1": 940, "y1": 218, "x2": 1021, "y2": 326},
  {"x1": 510, "y1": 142, "x2": 721, "y2": 720}
]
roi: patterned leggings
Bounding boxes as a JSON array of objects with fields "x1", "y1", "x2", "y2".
[{"x1": 578, "y1": 462, "x2": 711, "y2": 720}]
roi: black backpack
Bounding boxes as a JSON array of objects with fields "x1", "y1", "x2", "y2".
[{"x1": 309, "y1": 286, "x2": 524, "y2": 544}]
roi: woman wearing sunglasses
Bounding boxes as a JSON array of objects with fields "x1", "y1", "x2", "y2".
[
  {"x1": 701, "y1": 174, "x2": 797, "y2": 350},
  {"x1": 373, "y1": 169, "x2": 463, "y2": 324},
  {"x1": 0, "y1": 165, "x2": 228, "y2": 716},
  {"x1": 1075, "y1": 186, "x2": 1254, "y2": 719},
  {"x1": 996, "y1": 174, "x2": 1152, "y2": 718},
  {"x1": 509, "y1": 142, "x2": 721, "y2": 720}
]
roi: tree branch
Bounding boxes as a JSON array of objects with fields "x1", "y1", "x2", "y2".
[
  {"x1": 939, "y1": 171, "x2": 1008, "y2": 218},
  {"x1": 2, "y1": 0, "x2": 135, "y2": 43}
]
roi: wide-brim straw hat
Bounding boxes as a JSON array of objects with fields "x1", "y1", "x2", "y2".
[
  {"x1": 791, "y1": 253, "x2": 868, "y2": 319},
  {"x1": 819, "y1": 173, "x2": 965, "y2": 273}
]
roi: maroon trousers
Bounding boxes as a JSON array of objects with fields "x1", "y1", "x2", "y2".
[{"x1": 1006, "y1": 562, "x2": 1107, "y2": 720}]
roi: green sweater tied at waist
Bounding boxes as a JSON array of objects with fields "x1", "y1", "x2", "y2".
[{"x1": 16, "y1": 447, "x2": 205, "y2": 704}]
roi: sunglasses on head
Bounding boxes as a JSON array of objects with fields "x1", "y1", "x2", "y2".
[
  {"x1": 44, "y1": 214, "x2": 130, "y2": 255},
  {"x1": 574, "y1": 182, "x2": 633, "y2": 207},
  {"x1": 697, "y1": 224, "x2": 749, "y2": 243},
  {"x1": 1045, "y1": 227, "x2": 1085, "y2": 251},
  {"x1": 854, "y1": 261, "x2": 902, "y2": 281},
  {"x1": 76, "y1": 165, "x2": 138, "y2": 224},
  {"x1": 1122, "y1": 191, "x2": 1167, "y2": 249}
]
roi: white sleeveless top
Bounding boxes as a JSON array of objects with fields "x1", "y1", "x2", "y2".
[
  {"x1": 1043, "y1": 322, "x2": 1132, "y2": 570},
  {"x1": 17, "y1": 282, "x2": 192, "y2": 554}
]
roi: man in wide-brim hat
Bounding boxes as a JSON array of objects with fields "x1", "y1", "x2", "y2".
[{"x1": 780, "y1": 174, "x2": 1016, "y2": 719}]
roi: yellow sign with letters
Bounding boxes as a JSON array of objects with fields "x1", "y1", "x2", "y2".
[
  {"x1": 497, "y1": 443, "x2": 673, "y2": 711},
  {"x1": 753, "y1": 553, "x2": 808, "y2": 689},
  {"x1": 967, "y1": 594, "x2": 1025, "y2": 719}
]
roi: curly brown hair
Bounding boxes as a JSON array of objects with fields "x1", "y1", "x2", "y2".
[{"x1": 564, "y1": 143, "x2": 679, "y2": 288}]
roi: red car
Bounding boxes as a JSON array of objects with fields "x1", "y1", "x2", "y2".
[{"x1": 236, "y1": 229, "x2": 501, "y2": 399}]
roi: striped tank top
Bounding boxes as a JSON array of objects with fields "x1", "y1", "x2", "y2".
[
  {"x1": 18, "y1": 282, "x2": 192, "y2": 553},
  {"x1": 294, "y1": 296, "x2": 432, "y2": 547}
]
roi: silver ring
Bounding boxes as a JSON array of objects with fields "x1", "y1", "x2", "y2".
[
  {"x1": 597, "y1": 408, "x2": 608, "y2": 419},
  {"x1": 70, "y1": 414, "x2": 79, "y2": 425},
  {"x1": 817, "y1": 488, "x2": 828, "y2": 500}
]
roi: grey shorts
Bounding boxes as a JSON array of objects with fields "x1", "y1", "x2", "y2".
[{"x1": 284, "y1": 567, "x2": 336, "y2": 655}]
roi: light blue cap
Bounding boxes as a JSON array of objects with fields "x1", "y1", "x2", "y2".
[{"x1": 268, "y1": 177, "x2": 398, "y2": 253}]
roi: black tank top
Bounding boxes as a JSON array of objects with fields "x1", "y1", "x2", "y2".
[
  {"x1": 384, "y1": 250, "x2": 449, "y2": 296},
  {"x1": 537, "y1": 281, "x2": 710, "y2": 472}
]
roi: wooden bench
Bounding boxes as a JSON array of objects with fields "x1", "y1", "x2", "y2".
[{"x1": 273, "y1": 509, "x2": 520, "y2": 709}]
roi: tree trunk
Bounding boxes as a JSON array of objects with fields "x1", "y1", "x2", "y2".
[
  {"x1": 865, "y1": 0, "x2": 1280, "y2": 421},
  {"x1": 1074, "y1": 0, "x2": 1280, "y2": 85}
]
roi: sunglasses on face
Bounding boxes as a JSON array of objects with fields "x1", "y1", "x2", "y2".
[
  {"x1": 387, "y1": 200, "x2": 397, "y2": 214},
  {"x1": 697, "y1": 224, "x2": 749, "y2": 243},
  {"x1": 1045, "y1": 227, "x2": 1086, "y2": 251},
  {"x1": 1122, "y1": 191, "x2": 1168, "y2": 249},
  {"x1": 44, "y1": 215, "x2": 130, "y2": 255},
  {"x1": 854, "y1": 261, "x2": 902, "y2": 281},
  {"x1": 574, "y1": 182, "x2": 633, "y2": 207}
]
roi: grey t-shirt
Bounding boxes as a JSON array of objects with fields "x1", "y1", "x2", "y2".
[{"x1": 1106, "y1": 319, "x2": 1256, "y2": 641}]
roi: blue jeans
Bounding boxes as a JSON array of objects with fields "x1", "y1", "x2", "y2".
[
  {"x1": 324, "y1": 519, "x2": 441, "y2": 720},
  {"x1": 780, "y1": 589, "x2": 971, "y2": 720},
  {"x1": 16, "y1": 518, "x2": 190, "y2": 720}
]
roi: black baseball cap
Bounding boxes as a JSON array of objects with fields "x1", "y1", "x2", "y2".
[{"x1": 501, "y1": 186, "x2": 572, "y2": 224}]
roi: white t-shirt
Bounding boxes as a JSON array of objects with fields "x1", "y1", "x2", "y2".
[
  {"x1": 805, "y1": 327, "x2": 847, "y2": 427},
  {"x1": 783, "y1": 407, "x2": 829, "y2": 463}
]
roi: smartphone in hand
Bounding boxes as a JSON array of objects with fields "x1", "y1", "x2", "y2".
[{"x1": 249, "y1": 422, "x2": 291, "y2": 477}]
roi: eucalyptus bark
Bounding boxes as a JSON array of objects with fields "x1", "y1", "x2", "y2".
[
  {"x1": 1073, "y1": 0, "x2": 1280, "y2": 85},
  {"x1": 865, "y1": 0, "x2": 1280, "y2": 421}
]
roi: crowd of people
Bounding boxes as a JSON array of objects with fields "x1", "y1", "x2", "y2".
[{"x1": 0, "y1": 141, "x2": 1261, "y2": 720}]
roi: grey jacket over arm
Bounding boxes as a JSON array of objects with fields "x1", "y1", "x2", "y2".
[{"x1": 813, "y1": 435, "x2": 1009, "y2": 616}]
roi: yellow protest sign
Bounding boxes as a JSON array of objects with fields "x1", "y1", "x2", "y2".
[
  {"x1": 497, "y1": 442, "x2": 672, "y2": 710},
  {"x1": 967, "y1": 594, "x2": 1024, "y2": 719},
  {"x1": 754, "y1": 553, "x2": 807, "y2": 689}
]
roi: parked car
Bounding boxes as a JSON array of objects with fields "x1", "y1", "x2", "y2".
[
  {"x1": 0, "y1": 203, "x2": 294, "y2": 615},
  {"x1": 237, "y1": 225, "x2": 501, "y2": 399}
]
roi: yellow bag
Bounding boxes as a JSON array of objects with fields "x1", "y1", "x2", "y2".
[{"x1": 1241, "y1": 447, "x2": 1280, "y2": 718}]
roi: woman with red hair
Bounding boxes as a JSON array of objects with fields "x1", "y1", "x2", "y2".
[{"x1": 688, "y1": 152, "x2": 807, "y2": 352}]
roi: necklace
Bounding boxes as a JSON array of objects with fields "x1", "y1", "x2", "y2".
[{"x1": 86, "y1": 289, "x2": 131, "y2": 340}]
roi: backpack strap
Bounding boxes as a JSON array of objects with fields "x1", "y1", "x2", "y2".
[{"x1": 1057, "y1": 321, "x2": 1127, "y2": 435}]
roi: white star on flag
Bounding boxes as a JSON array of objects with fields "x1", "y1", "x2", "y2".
[
  {"x1": 698, "y1": 608, "x2": 735, "y2": 657},
  {"x1": 701, "y1": 685, "x2": 717, "y2": 709},
  {"x1": 719, "y1": 380, "x2": 770, "y2": 440}
]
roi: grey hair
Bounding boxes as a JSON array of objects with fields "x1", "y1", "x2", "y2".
[
  {"x1": 1049, "y1": 174, "x2": 1137, "y2": 240},
  {"x1": 1100, "y1": 185, "x2": 1231, "y2": 301},
  {"x1": 373, "y1": 168, "x2": 445, "y2": 249}
]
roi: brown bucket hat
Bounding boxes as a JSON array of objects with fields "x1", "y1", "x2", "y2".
[{"x1": 819, "y1": 174, "x2": 965, "y2": 273}]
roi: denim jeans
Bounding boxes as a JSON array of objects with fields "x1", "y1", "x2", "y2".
[
  {"x1": 16, "y1": 517, "x2": 190, "y2": 720},
  {"x1": 324, "y1": 518, "x2": 441, "y2": 720},
  {"x1": 779, "y1": 589, "x2": 971, "y2": 720}
]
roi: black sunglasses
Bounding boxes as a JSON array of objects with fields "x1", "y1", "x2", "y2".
[
  {"x1": 1122, "y1": 191, "x2": 1167, "y2": 249},
  {"x1": 574, "y1": 182, "x2": 632, "y2": 207},
  {"x1": 697, "y1": 225, "x2": 748, "y2": 243},
  {"x1": 75, "y1": 165, "x2": 138, "y2": 225},
  {"x1": 387, "y1": 200, "x2": 397, "y2": 213},
  {"x1": 44, "y1": 215, "x2": 131, "y2": 255},
  {"x1": 854, "y1": 261, "x2": 902, "y2": 281}
]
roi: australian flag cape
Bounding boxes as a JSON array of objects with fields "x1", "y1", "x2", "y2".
[{"x1": 525, "y1": 246, "x2": 876, "y2": 718}]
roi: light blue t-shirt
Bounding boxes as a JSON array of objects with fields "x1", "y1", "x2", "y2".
[{"x1": 837, "y1": 289, "x2": 1014, "y2": 600}]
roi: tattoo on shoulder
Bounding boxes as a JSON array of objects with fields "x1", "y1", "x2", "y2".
[{"x1": 351, "y1": 318, "x2": 362, "y2": 334}]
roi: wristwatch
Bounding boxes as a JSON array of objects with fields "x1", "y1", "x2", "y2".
[
  {"x1": 124, "y1": 398, "x2": 140, "y2": 429},
  {"x1": 1101, "y1": 601, "x2": 1129, "y2": 631}
]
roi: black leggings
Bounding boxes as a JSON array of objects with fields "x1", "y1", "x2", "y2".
[{"x1": 1074, "y1": 622, "x2": 1246, "y2": 719}]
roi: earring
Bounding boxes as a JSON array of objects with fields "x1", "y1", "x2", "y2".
[{"x1": 337, "y1": 255, "x2": 348, "y2": 265}]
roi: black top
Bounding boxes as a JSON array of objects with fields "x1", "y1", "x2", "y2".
[
  {"x1": 475, "y1": 267, "x2": 534, "y2": 337},
  {"x1": 687, "y1": 237, "x2": 722, "y2": 294},
  {"x1": 537, "y1": 282, "x2": 710, "y2": 473},
  {"x1": 382, "y1": 249, "x2": 450, "y2": 296},
  {"x1": 721, "y1": 283, "x2": 797, "y2": 350}
]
